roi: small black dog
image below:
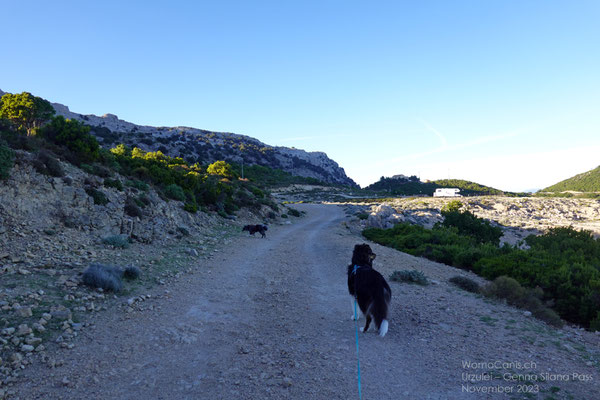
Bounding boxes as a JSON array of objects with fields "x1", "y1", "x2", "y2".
[
  {"x1": 242, "y1": 224, "x2": 268, "y2": 238},
  {"x1": 347, "y1": 244, "x2": 391, "y2": 337}
]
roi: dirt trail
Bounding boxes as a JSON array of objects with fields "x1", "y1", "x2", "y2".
[{"x1": 11, "y1": 204, "x2": 600, "y2": 399}]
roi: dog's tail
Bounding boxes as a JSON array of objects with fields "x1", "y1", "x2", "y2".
[
  {"x1": 379, "y1": 319, "x2": 389, "y2": 337},
  {"x1": 372, "y1": 285, "x2": 391, "y2": 337}
]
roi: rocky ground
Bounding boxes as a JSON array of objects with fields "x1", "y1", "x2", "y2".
[
  {"x1": 2, "y1": 204, "x2": 599, "y2": 399},
  {"x1": 340, "y1": 196, "x2": 600, "y2": 246},
  {"x1": 0, "y1": 154, "x2": 282, "y2": 398}
]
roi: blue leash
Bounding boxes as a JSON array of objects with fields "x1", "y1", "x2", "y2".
[
  {"x1": 352, "y1": 265, "x2": 362, "y2": 400},
  {"x1": 353, "y1": 298, "x2": 363, "y2": 400}
]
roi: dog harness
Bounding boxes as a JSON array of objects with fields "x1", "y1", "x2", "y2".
[{"x1": 352, "y1": 265, "x2": 361, "y2": 274}]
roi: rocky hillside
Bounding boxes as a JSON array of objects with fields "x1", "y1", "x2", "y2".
[
  {"x1": 542, "y1": 165, "x2": 600, "y2": 193},
  {"x1": 47, "y1": 100, "x2": 356, "y2": 187}
]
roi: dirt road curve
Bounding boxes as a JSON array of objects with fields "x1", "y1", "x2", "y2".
[{"x1": 12, "y1": 204, "x2": 600, "y2": 400}]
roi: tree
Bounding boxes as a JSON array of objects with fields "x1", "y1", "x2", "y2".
[
  {"x1": 0, "y1": 92, "x2": 55, "y2": 135},
  {"x1": 110, "y1": 144, "x2": 130, "y2": 157},
  {"x1": 40, "y1": 116, "x2": 99, "y2": 163},
  {"x1": 207, "y1": 160, "x2": 234, "y2": 178}
]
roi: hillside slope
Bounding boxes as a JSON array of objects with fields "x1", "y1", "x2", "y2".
[
  {"x1": 543, "y1": 165, "x2": 600, "y2": 192},
  {"x1": 49, "y1": 100, "x2": 356, "y2": 186},
  {"x1": 364, "y1": 176, "x2": 517, "y2": 196}
]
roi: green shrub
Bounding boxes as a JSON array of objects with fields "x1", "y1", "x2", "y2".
[
  {"x1": 184, "y1": 202, "x2": 198, "y2": 213},
  {"x1": 482, "y1": 276, "x2": 564, "y2": 327},
  {"x1": 164, "y1": 184, "x2": 186, "y2": 201},
  {"x1": 481, "y1": 276, "x2": 525, "y2": 304},
  {"x1": 126, "y1": 179, "x2": 149, "y2": 191},
  {"x1": 0, "y1": 141, "x2": 14, "y2": 180},
  {"x1": 217, "y1": 209, "x2": 228, "y2": 218},
  {"x1": 250, "y1": 186, "x2": 265, "y2": 198},
  {"x1": 441, "y1": 200, "x2": 463, "y2": 213},
  {"x1": 449, "y1": 276, "x2": 480, "y2": 293},
  {"x1": 102, "y1": 234, "x2": 130, "y2": 248},
  {"x1": 80, "y1": 163, "x2": 94, "y2": 174},
  {"x1": 136, "y1": 194, "x2": 151, "y2": 208},
  {"x1": 287, "y1": 208, "x2": 301, "y2": 217},
  {"x1": 281, "y1": 214, "x2": 288, "y2": 218},
  {"x1": 86, "y1": 187, "x2": 109, "y2": 205},
  {"x1": 40, "y1": 116, "x2": 99, "y2": 164},
  {"x1": 364, "y1": 223, "x2": 600, "y2": 328},
  {"x1": 33, "y1": 151, "x2": 64, "y2": 177},
  {"x1": 124, "y1": 197, "x2": 143, "y2": 217},
  {"x1": 91, "y1": 164, "x2": 112, "y2": 178},
  {"x1": 356, "y1": 212, "x2": 369, "y2": 220},
  {"x1": 440, "y1": 208, "x2": 502, "y2": 245},
  {"x1": 104, "y1": 178, "x2": 123, "y2": 191},
  {"x1": 390, "y1": 269, "x2": 429, "y2": 285}
]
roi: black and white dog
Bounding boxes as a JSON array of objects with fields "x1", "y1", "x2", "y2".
[
  {"x1": 242, "y1": 224, "x2": 268, "y2": 238},
  {"x1": 347, "y1": 244, "x2": 391, "y2": 337}
]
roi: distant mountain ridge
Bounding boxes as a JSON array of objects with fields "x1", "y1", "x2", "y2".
[
  {"x1": 0, "y1": 89, "x2": 356, "y2": 186},
  {"x1": 542, "y1": 165, "x2": 600, "y2": 193}
]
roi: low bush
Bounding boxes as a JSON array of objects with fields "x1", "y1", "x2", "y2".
[
  {"x1": 183, "y1": 202, "x2": 198, "y2": 213},
  {"x1": 390, "y1": 269, "x2": 429, "y2": 285},
  {"x1": 439, "y1": 206, "x2": 502, "y2": 245},
  {"x1": 356, "y1": 212, "x2": 369, "y2": 220},
  {"x1": 33, "y1": 151, "x2": 64, "y2": 177},
  {"x1": 163, "y1": 183, "x2": 186, "y2": 201},
  {"x1": 124, "y1": 197, "x2": 143, "y2": 217},
  {"x1": 287, "y1": 208, "x2": 301, "y2": 217},
  {"x1": 0, "y1": 141, "x2": 14, "y2": 180},
  {"x1": 104, "y1": 178, "x2": 123, "y2": 191},
  {"x1": 82, "y1": 264, "x2": 123, "y2": 292},
  {"x1": 102, "y1": 234, "x2": 129, "y2": 248},
  {"x1": 449, "y1": 276, "x2": 480, "y2": 293},
  {"x1": 82, "y1": 263, "x2": 140, "y2": 291},
  {"x1": 86, "y1": 187, "x2": 109, "y2": 205},
  {"x1": 482, "y1": 276, "x2": 564, "y2": 327},
  {"x1": 126, "y1": 179, "x2": 149, "y2": 191},
  {"x1": 136, "y1": 194, "x2": 151, "y2": 208}
]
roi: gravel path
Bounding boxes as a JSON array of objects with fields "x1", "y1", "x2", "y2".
[{"x1": 10, "y1": 204, "x2": 600, "y2": 399}]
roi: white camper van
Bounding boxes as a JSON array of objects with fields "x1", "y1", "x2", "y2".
[{"x1": 433, "y1": 188, "x2": 461, "y2": 197}]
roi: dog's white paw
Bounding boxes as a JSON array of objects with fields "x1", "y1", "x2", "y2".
[
  {"x1": 351, "y1": 314, "x2": 358, "y2": 321},
  {"x1": 359, "y1": 327, "x2": 365, "y2": 332}
]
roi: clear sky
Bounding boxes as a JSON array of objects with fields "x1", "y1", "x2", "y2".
[{"x1": 2, "y1": 0, "x2": 599, "y2": 191}]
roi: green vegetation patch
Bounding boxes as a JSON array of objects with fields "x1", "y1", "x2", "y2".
[
  {"x1": 0, "y1": 140, "x2": 14, "y2": 179},
  {"x1": 364, "y1": 215, "x2": 600, "y2": 329}
]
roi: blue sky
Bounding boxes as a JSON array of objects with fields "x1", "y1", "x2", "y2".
[{"x1": 2, "y1": 0, "x2": 599, "y2": 191}]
